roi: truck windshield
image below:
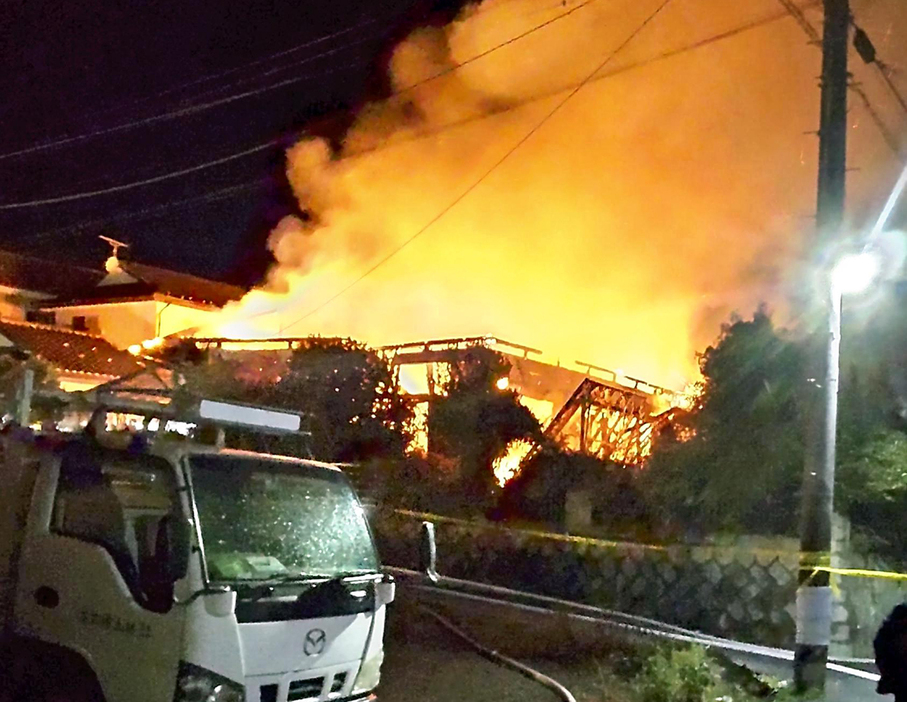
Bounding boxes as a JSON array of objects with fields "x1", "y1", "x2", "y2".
[{"x1": 188, "y1": 454, "x2": 378, "y2": 582}]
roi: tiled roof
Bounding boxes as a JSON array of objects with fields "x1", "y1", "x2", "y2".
[
  {"x1": 120, "y1": 261, "x2": 246, "y2": 307},
  {"x1": 0, "y1": 319, "x2": 145, "y2": 378},
  {"x1": 0, "y1": 250, "x2": 103, "y2": 297},
  {"x1": 43, "y1": 260, "x2": 248, "y2": 309}
]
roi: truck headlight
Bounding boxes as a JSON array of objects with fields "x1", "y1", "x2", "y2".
[
  {"x1": 352, "y1": 650, "x2": 384, "y2": 695},
  {"x1": 174, "y1": 662, "x2": 244, "y2": 702}
]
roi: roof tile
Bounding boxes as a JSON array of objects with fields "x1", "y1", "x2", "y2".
[{"x1": 0, "y1": 319, "x2": 145, "y2": 378}]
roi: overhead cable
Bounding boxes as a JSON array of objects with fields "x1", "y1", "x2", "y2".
[
  {"x1": 18, "y1": 180, "x2": 268, "y2": 244},
  {"x1": 0, "y1": 142, "x2": 275, "y2": 210},
  {"x1": 0, "y1": 0, "x2": 606, "y2": 207},
  {"x1": 0, "y1": 0, "x2": 599, "y2": 163},
  {"x1": 776, "y1": 0, "x2": 904, "y2": 158},
  {"x1": 0, "y1": 45, "x2": 374, "y2": 163},
  {"x1": 277, "y1": 0, "x2": 676, "y2": 333}
]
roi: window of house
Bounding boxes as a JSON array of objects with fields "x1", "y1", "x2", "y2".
[
  {"x1": 25, "y1": 310, "x2": 55, "y2": 326},
  {"x1": 72, "y1": 315, "x2": 88, "y2": 331}
]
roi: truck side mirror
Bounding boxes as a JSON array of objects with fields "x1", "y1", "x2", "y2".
[
  {"x1": 156, "y1": 514, "x2": 190, "y2": 582},
  {"x1": 376, "y1": 576, "x2": 396, "y2": 606},
  {"x1": 419, "y1": 521, "x2": 439, "y2": 583},
  {"x1": 204, "y1": 588, "x2": 237, "y2": 618}
]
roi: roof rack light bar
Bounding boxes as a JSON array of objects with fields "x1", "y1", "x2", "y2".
[{"x1": 198, "y1": 399, "x2": 301, "y2": 433}]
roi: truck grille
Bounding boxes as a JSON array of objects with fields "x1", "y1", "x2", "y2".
[
  {"x1": 330, "y1": 672, "x2": 347, "y2": 693},
  {"x1": 287, "y1": 676, "x2": 324, "y2": 701},
  {"x1": 258, "y1": 671, "x2": 350, "y2": 701}
]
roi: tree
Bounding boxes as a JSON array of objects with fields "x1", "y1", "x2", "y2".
[
  {"x1": 642, "y1": 310, "x2": 806, "y2": 536},
  {"x1": 0, "y1": 351, "x2": 63, "y2": 424},
  {"x1": 268, "y1": 338, "x2": 414, "y2": 462},
  {"x1": 173, "y1": 338, "x2": 414, "y2": 463},
  {"x1": 427, "y1": 347, "x2": 542, "y2": 507},
  {"x1": 644, "y1": 300, "x2": 907, "y2": 550}
]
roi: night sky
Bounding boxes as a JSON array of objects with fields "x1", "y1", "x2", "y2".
[{"x1": 0, "y1": 0, "x2": 472, "y2": 285}]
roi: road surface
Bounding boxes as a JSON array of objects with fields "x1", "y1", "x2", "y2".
[{"x1": 380, "y1": 584, "x2": 882, "y2": 702}]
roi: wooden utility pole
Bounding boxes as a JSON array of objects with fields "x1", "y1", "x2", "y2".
[{"x1": 794, "y1": 0, "x2": 850, "y2": 692}]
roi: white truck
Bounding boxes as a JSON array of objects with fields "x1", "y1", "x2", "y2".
[{"x1": 0, "y1": 397, "x2": 394, "y2": 702}]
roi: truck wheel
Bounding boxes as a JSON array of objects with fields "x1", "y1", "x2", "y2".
[{"x1": 3, "y1": 644, "x2": 104, "y2": 702}]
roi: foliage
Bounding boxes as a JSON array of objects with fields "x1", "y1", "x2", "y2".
[
  {"x1": 498, "y1": 448, "x2": 649, "y2": 535},
  {"x1": 0, "y1": 351, "x2": 63, "y2": 424},
  {"x1": 427, "y1": 346, "x2": 542, "y2": 507},
  {"x1": 174, "y1": 338, "x2": 414, "y2": 463},
  {"x1": 630, "y1": 645, "x2": 799, "y2": 702},
  {"x1": 837, "y1": 428, "x2": 907, "y2": 564},
  {"x1": 643, "y1": 297, "x2": 907, "y2": 557},
  {"x1": 642, "y1": 311, "x2": 805, "y2": 537},
  {"x1": 634, "y1": 646, "x2": 723, "y2": 702}
]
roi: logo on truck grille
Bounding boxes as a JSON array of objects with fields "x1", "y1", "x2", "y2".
[{"x1": 303, "y1": 628, "x2": 327, "y2": 656}]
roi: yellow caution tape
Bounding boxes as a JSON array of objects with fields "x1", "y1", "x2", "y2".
[
  {"x1": 813, "y1": 566, "x2": 907, "y2": 582},
  {"x1": 390, "y1": 509, "x2": 907, "y2": 583}
]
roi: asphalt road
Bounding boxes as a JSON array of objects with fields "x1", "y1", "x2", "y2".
[
  {"x1": 380, "y1": 597, "x2": 561, "y2": 702},
  {"x1": 380, "y1": 584, "x2": 883, "y2": 702}
]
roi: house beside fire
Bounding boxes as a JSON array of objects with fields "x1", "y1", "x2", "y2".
[{"x1": 0, "y1": 248, "x2": 246, "y2": 391}]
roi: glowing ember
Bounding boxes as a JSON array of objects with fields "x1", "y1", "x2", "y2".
[
  {"x1": 142, "y1": 337, "x2": 164, "y2": 350},
  {"x1": 493, "y1": 439, "x2": 534, "y2": 486},
  {"x1": 495, "y1": 376, "x2": 510, "y2": 390}
]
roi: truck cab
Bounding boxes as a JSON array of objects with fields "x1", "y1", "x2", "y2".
[{"x1": 1, "y1": 400, "x2": 393, "y2": 702}]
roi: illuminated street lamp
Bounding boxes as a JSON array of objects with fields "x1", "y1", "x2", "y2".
[
  {"x1": 796, "y1": 246, "x2": 882, "y2": 688},
  {"x1": 831, "y1": 251, "x2": 882, "y2": 295}
]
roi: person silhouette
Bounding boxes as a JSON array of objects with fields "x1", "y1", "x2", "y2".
[{"x1": 875, "y1": 603, "x2": 907, "y2": 700}]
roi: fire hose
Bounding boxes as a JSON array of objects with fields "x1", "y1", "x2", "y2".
[
  {"x1": 388, "y1": 566, "x2": 880, "y2": 685},
  {"x1": 417, "y1": 604, "x2": 577, "y2": 702}
]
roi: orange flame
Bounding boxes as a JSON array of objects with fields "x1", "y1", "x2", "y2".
[{"x1": 198, "y1": 0, "x2": 902, "y2": 392}]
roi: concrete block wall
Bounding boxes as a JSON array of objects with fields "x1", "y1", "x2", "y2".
[{"x1": 373, "y1": 509, "x2": 902, "y2": 657}]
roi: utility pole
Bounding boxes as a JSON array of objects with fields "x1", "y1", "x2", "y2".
[
  {"x1": 17, "y1": 367, "x2": 34, "y2": 427},
  {"x1": 794, "y1": 0, "x2": 850, "y2": 692}
]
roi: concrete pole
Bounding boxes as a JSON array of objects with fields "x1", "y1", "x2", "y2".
[
  {"x1": 17, "y1": 368, "x2": 34, "y2": 427},
  {"x1": 794, "y1": 0, "x2": 850, "y2": 692}
]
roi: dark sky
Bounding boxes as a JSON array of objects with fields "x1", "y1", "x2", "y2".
[{"x1": 0, "y1": 0, "x2": 472, "y2": 285}]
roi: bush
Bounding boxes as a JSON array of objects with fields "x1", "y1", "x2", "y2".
[{"x1": 634, "y1": 646, "x2": 722, "y2": 702}]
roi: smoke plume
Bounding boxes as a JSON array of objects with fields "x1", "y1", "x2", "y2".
[{"x1": 215, "y1": 0, "x2": 907, "y2": 390}]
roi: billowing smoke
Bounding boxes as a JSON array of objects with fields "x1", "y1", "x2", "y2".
[{"x1": 214, "y1": 0, "x2": 907, "y2": 390}]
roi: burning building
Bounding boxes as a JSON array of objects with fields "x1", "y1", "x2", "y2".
[{"x1": 182, "y1": 334, "x2": 689, "y2": 483}]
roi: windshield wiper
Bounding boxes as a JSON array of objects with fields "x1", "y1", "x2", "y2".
[{"x1": 275, "y1": 570, "x2": 379, "y2": 585}]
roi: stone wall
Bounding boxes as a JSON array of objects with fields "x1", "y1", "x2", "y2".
[
  {"x1": 831, "y1": 515, "x2": 907, "y2": 658},
  {"x1": 372, "y1": 508, "x2": 905, "y2": 657},
  {"x1": 373, "y1": 508, "x2": 799, "y2": 647}
]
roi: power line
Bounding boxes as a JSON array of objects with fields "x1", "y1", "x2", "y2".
[
  {"x1": 277, "y1": 0, "x2": 675, "y2": 334},
  {"x1": 342, "y1": 4, "x2": 822, "y2": 162},
  {"x1": 0, "y1": 0, "x2": 600, "y2": 165},
  {"x1": 0, "y1": 141, "x2": 277, "y2": 210},
  {"x1": 0, "y1": 0, "x2": 608, "y2": 208},
  {"x1": 876, "y1": 64, "x2": 907, "y2": 117},
  {"x1": 91, "y1": 20, "x2": 379, "y2": 118},
  {"x1": 0, "y1": 43, "x2": 375, "y2": 164},
  {"x1": 18, "y1": 179, "x2": 269, "y2": 244},
  {"x1": 392, "y1": 0, "x2": 600, "y2": 96},
  {"x1": 776, "y1": 0, "x2": 904, "y2": 158},
  {"x1": 0, "y1": 1, "x2": 824, "y2": 212}
]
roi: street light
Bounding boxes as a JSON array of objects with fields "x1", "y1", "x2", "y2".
[
  {"x1": 831, "y1": 251, "x2": 882, "y2": 295},
  {"x1": 795, "y1": 247, "x2": 882, "y2": 691}
]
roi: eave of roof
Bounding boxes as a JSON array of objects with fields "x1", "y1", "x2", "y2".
[{"x1": 0, "y1": 319, "x2": 146, "y2": 378}]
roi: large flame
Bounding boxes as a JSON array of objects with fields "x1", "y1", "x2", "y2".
[
  {"x1": 204, "y1": 0, "x2": 905, "y2": 390},
  {"x1": 493, "y1": 439, "x2": 535, "y2": 486}
]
